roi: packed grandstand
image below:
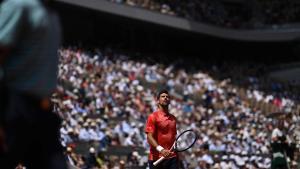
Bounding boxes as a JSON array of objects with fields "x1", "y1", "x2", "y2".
[
  {"x1": 1, "y1": 0, "x2": 300, "y2": 168},
  {"x1": 107, "y1": 0, "x2": 300, "y2": 29},
  {"x1": 43, "y1": 0, "x2": 300, "y2": 168},
  {"x1": 55, "y1": 47, "x2": 300, "y2": 169}
]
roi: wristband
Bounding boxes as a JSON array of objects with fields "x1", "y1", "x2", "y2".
[{"x1": 156, "y1": 145, "x2": 164, "y2": 152}]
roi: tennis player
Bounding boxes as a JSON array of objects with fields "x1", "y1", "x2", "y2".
[{"x1": 145, "y1": 89, "x2": 178, "y2": 169}]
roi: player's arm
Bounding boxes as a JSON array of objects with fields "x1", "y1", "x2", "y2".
[{"x1": 146, "y1": 132, "x2": 171, "y2": 158}]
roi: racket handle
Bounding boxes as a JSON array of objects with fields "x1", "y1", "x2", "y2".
[
  {"x1": 153, "y1": 156, "x2": 165, "y2": 166},
  {"x1": 153, "y1": 141, "x2": 176, "y2": 166}
]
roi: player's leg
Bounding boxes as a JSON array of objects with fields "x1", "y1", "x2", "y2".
[{"x1": 164, "y1": 157, "x2": 179, "y2": 169}]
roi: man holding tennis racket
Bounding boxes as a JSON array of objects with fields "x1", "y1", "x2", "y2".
[{"x1": 145, "y1": 89, "x2": 179, "y2": 169}]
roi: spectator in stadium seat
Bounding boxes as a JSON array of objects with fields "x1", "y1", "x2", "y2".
[
  {"x1": 85, "y1": 147, "x2": 100, "y2": 169},
  {"x1": 0, "y1": 0, "x2": 66, "y2": 168},
  {"x1": 145, "y1": 89, "x2": 178, "y2": 169},
  {"x1": 270, "y1": 120, "x2": 291, "y2": 169}
]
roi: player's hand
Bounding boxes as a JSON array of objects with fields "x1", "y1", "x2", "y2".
[{"x1": 160, "y1": 149, "x2": 172, "y2": 157}]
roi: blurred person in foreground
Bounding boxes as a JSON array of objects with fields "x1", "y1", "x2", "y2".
[
  {"x1": 0, "y1": 0, "x2": 66, "y2": 168},
  {"x1": 145, "y1": 89, "x2": 178, "y2": 169},
  {"x1": 271, "y1": 119, "x2": 295, "y2": 169}
]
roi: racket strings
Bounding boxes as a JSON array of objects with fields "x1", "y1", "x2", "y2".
[{"x1": 176, "y1": 131, "x2": 197, "y2": 151}]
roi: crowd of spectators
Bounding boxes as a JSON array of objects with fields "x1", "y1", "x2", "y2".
[
  {"x1": 53, "y1": 47, "x2": 300, "y2": 169},
  {"x1": 205, "y1": 62, "x2": 300, "y2": 111},
  {"x1": 107, "y1": 0, "x2": 300, "y2": 29}
]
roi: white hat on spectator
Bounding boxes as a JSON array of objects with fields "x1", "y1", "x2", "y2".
[
  {"x1": 132, "y1": 80, "x2": 139, "y2": 86},
  {"x1": 137, "y1": 85, "x2": 143, "y2": 91},
  {"x1": 202, "y1": 136, "x2": 209, "y2": 143},
  {"x1": 89, "y1": 147, "x2": 95, "y2": 153},
  {"x1": 257, "y1": 162, "x2": 265, "y2": 168},
  {"x1": 71, "y1": 110, "x2": 77, "y2": 115},
  {"x1": 214, "y1": 132, "x2": 220, "y2": 137},
  {"x1": 235, "y1": 156, "x2": 245, "y2": 166},
  {"x1": 138, "y1": 123, "x2": 144, "y2": 128},
  {"x1": 67, "y1": 128, "x2": 74, "y2": 133},
  {"x1": 96, "y1": 118, "x2": 101, "y2": 123},
  {"x1": 213, "y1": 163, "x2": 220, "y2": 169},
  {"x1": 100, "y1": 125, "x2": 106, "y2": 130},
  {"x1": 220, "y1": 161, "x2": 228, "y2": 168},
  {"x1": 91, "y1": 122, "x2": 96, "y2": 127},
  {"x1": 78, "y1": 117, "x2": 84, "y2": 123},
  {"x1": 229, "y1": 154, "x2": 235, "y2": 160},
  {"x1": 67, "y1": 146, "x2": 72, "y2": 152},
  {"x1": 264, "y1": 157, "x2": 271, "y2": 164},
  {"x1": 103, "y1": 114, "x2": 108, "y2": 119},
  {"x1": 257, "y1": 156, "x2": 263, "y2": 162},
  {"x1": 120, "y1": 160, "x2": 125, "y2": 165},
  {"x1": 113, "y1": 107, "x2": 119, "y2": 113},
  {"x1": 250, "y1": 156, "x2": 257, "y2": 162},
  {"x1": 132, "y1": 151, "x2": 139, "y2": 157},
  {"x1": 105, "y1": 130, "x2": 112, "y2": 137},
  {"x1": 235, "y1": 149, "x2": 241, "y2": 154},
  {"x1": 214, "y1": 154, "x2": 219, "y2": 160},
  {"x1": 131, "y1": 122, "x2": 136, "y2": 127},
  {"x1": 260, "y1": 145, "x2": 268, "y2": 153},
  {"x1": 201, "y1": 155, "x2": 214, "y2": 164},
  {"x1": 73, "y1": 89, "x2": 79, "y2": 94},
  {"x1": 222, "y1": 155, "x2": 228, "y2": 160}
]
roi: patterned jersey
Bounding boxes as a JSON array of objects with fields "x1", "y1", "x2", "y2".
[{"x1": 145, "y1": 110, "x2": 177, "y2": 160}]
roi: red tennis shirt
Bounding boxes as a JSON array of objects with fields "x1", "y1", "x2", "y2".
[{"x1": 145, "y1": 110, "x2": 177, "y2": 160}]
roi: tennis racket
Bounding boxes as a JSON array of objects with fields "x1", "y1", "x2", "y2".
[{"x1": 153, "y1": 129, "x2": 197, "y2": 166}]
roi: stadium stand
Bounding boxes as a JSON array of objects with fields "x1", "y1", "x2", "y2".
[
  {"x1": 55, "y1": 0, "x2": 300, "y2": 42},
  {"x1": 32, "y1": 1, "x2": 300, "y2": 169},
  {"x1": 55, "y1": 47, "x2": 300, "y2": 169},
  {"x1": 105, "y1": 0, "x2": 300, "y2": 29}
]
